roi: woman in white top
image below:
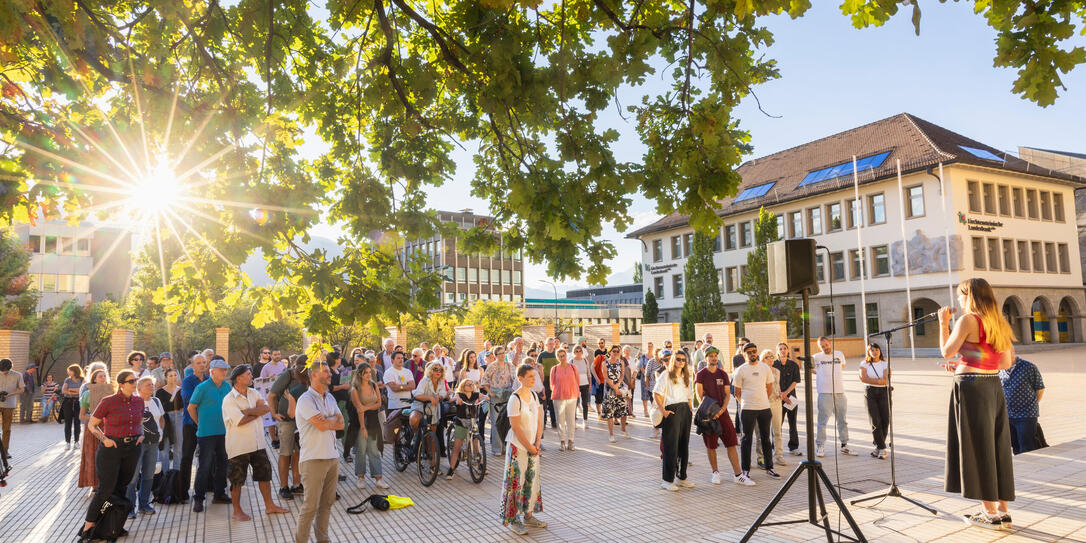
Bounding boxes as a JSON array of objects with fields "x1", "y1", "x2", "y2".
[
  {"x1": 652, "y1": 350, "x2": 694, "y2": 491},
  {"x1": 500, "y1": 363, "x2": 546, "y2": 535},
  {"x1": 458, "y1": 349, "x2": 487, "y2": 437},
  {"x1": 858, "y1": 342, "x2": 891, "y2": 459},
  {"x1": 569, "y1": 346, "x2": 591, "y2": 430}
]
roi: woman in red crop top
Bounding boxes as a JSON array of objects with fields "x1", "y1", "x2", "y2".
[{"x1": 938, "y1": 278, "x2": 1016, "y2": 531}]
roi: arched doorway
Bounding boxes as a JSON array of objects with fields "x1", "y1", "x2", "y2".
[
  {"x1": 1031, "y1": 297, "x2": 1053, "y2": 343},
  {"x1": 910, "y1": 298, "x2": 941, "y2": 347},
  {"x1": 1058, "y1": 297, "x2": 1080, "y2": 343},
  {"x1": 1002, "y1": 296, "x2": 1027, "y2": 344}
]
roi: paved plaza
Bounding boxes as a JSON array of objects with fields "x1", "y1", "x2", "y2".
[{"x1": 1, "y1": 345, "x2": 1084, "y2": 543}]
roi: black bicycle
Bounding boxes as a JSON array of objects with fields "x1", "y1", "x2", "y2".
[
  {"x1": 443, "y1": 403, "x2": 487, "y2": 483},
  {"x1": 391, "y1": 398, "x2": 441, "y2": 487}
]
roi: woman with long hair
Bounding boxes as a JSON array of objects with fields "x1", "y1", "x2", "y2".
[
  {"x1": 859, "y1": 342, "x2": 890, "y2": 459},
  {"x1": 458, "y1": 349, "x2": 487, "y2": 435},
  {"x1": 78, "y1": 366, "x2": 111, "y2": 489},
  {"x1": 939, "y1": 278, "x2": 1016, "y2": 530},
  {"x1": 653, "y1": 349, "x2": 693, "y2": 491},
  {"x1": 61, "y1": 364, "x2": 84, "y2": 449},
  {"x1": 350, "y1": 363, "x2": 387, "y2": 489},
  {"x1": 155, "y1": 368, "x2": 185, "y2": 471}
]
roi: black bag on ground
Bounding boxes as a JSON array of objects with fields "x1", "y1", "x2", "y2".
[
  {"x1": 90, "y1": 494, "x2": 131, "y2": 542},
  {"x1": 153, "y1": 469, "x2": 184, "y2": 504},
  {"x1": 346, "y1": 494, "x2": 390, "y2": 513}
]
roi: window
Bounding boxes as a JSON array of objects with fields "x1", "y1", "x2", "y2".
[
  {"x1": 776, "y1": 216, "x2": 785, "y2": 240},
  {"x1": 733, "y1": 182, "x2": 776, "y2": 202},
  {"x1": 872, "y1": 246, "x2": 889, "y2": 277},
  {"x1": 1031, "y1": 241, "x2": 1044, "y2": 272},
  {"x1": 997, "y1": 185, "x2": 1010, "y2": 216},
  {"x1": 823, "y1": 307, "x2": 836, "y2": 336},
  {"x1": 479, "y1": 268, "x2": 489, "y2": 284},
  {"x1": 827, "y1": 202, "x2": 843, "y2": 232},
  {"x1": 672, "y1": 274, "x2": 684, "y2": 297},
  {"x1": 789, "y1": 211, "x2": 803, "y2": 238},
  {"x1": 1012, "y1": 187, "x2": 1025, "y2": 218},
  {"x1": 982, "y1": 183, "x2": 996, "y2": 214},
  {"x1": 1053, "y1": 192, "x2": 1065, "y2": 222},
  {"x1": 842, "y1": 304, "x2": 857, "y2": 335},
  {"x1": 45, "y1": 235, "x2": 58, "y2": 254},
  {"x1": 1017, "y1": 241, "x2": 1030, "y2": 272},
  {"x1": 866, "y1": 303, "x2": 880, "y2": 334},
  {"x1": 739, "y1": 222, "x2": 752, "y2": 248},
  {"x1": 739, "y1": 266, "x2": 747, "y2": 290},
  {"x1": 468, "y1": 268, "x2": 478, "y2": 282},
  {"x1": 959, "y1": 145, "x2": 1002, "y2": 161},
  {"x1": 815, "y1": 254, "x2": 825, "y2": 282},
  {"x1": 799, "y1": 151, "x2": 891, "y2": 186},
  {"x1": 652, "y1": 239, "x2": 663, "y2": 262},
  {"x1": 724, "y1": 225, "x2": 737, "y2": 250},
  {"x1": 849, "y1": 249, "x2": 867, "y2": 279},
  {"x1": 456, "y1": 267, "x2": 467, "y2": 282},
  {"x1": 713, "y1": 232, "x2": 722, "y2": 252},
  {"x1": 42, "y1": 274, "x2": 57, "y2": 292},
  {"x1": 459, "y1": 292, "x2": 467, "y2": 302},
  {"x1": 905, "y1": 185, "x2": 924, "y2": 218},
  {"x1": 671, "y1": 236, "x2": 682, "y2": 259},
  {"x1": 492, "y1": 269, "x2": 501, "y2": 284},
  {"x1": 808, "y1": 207, "x2": 823, "y2": 236},
  {"x1": 846, "y1": 198, "x2": 862, "y2": 229},
  {"x1": 513, "y1": 270, "x2": 521, "y2": 284},
  {"x1": 27, "y1": 235, "x2": 41, "y2": 253},
  {"x1": 987, "y1": 238, "x2": 1001, "y2": 271},
  {"x1": 1002, "y1": 239, "x2": 1016, "y2": 272},
  {"x1": 446, "y1": 292, "x2": 455, "y2": 303},
  {"x1": 868, "y1": 193, "x2": 886, "y2": 225},
  {"x1": 972, "y1": 237, "x2": 986, "y2": 270},
  {"x1": 716, "y1": 268, "x2": 724, "y2": 291},
  {"x1": 469, "y1": 293, "x2": 479, "y2": 301},
  {"x1": 967, "y1": 181, "x2": 981, "y2": 213},
  {"x1": 1026, "y1": 189, "x2": 1038, "y2": 219},
  {"x1": 1058, "y1": 243, "x2": 1070, "y2": 273},
  {"x1": 1039, "y1": 191, "x2": 1052, "y2": 220},
  {"x1": 830, "y1": 252, "x2": 845, "y2": 281},
  {"x1": 1045, "y1": 242, "x2": 1057, "y2": 273},
  {"x1": 682, "y1": 233, "x2": 693, "y2": 257},
  {"x1": 502, "y1": 269, "x2": 511, "y2": 285},
  {"x1": 914, "y1": 307, "x2": 927, "y2": 336},
  {"x1": 654, "y1": 276, "x2": 664, "y2": 298},
  {"x1": 725, "y1": 267, "x2": 738, "y2": 293},
  {"x1": 75, "y1": 238, "x2": 89, "y2": 256}
]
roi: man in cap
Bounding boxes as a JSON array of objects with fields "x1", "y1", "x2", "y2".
[{"x1": 151, "y1": 352, "x2": 174, "y2": 389}]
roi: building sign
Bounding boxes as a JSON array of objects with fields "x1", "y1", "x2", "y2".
[
  {"x1": 958, "y1": 212, "x2": 1003, "y2": 232},
  {"x1": 645, "y1": 262, "x2": 678, "y2": 275}
]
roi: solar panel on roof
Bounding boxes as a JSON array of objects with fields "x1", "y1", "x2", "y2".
[
  {"x1": 733, "y1": 181, "x2": 775, "y2": 203},
  {"x1": 797, "y1": 151, "x2": 892, "y2": 188},
  {"x1": 958, "y1": 145, "x2": 1003, "y2": 162}
]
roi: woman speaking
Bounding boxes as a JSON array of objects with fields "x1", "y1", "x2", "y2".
[{"x1": 939, "y1": 278, "x2": 1015, "y2": 530}]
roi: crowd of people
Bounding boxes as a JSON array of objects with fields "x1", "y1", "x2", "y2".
[{"x1": 0, "y1": 278, "x2": 1045, "y2": 538}]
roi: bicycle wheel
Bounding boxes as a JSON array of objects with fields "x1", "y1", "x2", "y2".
[
  {"x1": 468, "y1": 433, "x2": 486, "y2": 483},
  {"x1": 393, "y1": 430, "x2": 410, "y2": 472},
  {"x1": 417, "y1": 431, "x2": 439, "y2": 487}
]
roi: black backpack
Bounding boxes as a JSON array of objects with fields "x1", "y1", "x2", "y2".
[
  {"x1": 91, "y1": 494, "x2": 131, "y2": 541},
  {"x1": 152, "y1": 469, "x2": 185, "y2": 504}
]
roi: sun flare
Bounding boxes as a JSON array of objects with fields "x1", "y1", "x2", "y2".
[{"x1": 130, "y1": 158, "x2": 182, "y2": 216}]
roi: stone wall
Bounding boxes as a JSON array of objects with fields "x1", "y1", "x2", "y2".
[
  {"x1": 641, "y1": 323, "x2": 680, "y2": 356},
  {"x1": 215, "y1": 328, "x2": 230, "y2": 364}
]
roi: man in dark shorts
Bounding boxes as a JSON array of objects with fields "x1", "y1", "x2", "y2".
[
  {"x1": 221, "y1": 365, "x2": 289, "y2": 521},
  {"x1": 695, "y1": 347, "x2": 755, "y2": 487}
]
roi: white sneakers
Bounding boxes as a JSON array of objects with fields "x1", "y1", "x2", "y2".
[
  {"x1": 676, "y1": 479, "x2": 694, "y2": 488},
  {"x1": 734, "y1": 472, "x2": 756, "y2": 486},
  {"x1": 661, "y1": 481, "x2": 678, "y2": 491},
  {"x1": 816, "y1": 446, "x2": 825, "y2": 458},
  {"x1": 774, "y1": 456, "x2": 787, "y2": 466},
  {"x1": 608, "y1": 435, "x2": 616, "y2": 443},
  {"x1": 374, "y1": 479, "x2": 389, "y2": 490},
  {"x1": 840, "y1": 446, "x2": 858, "y2": 456},
  {"x1": 568, "y1": 442, "x2": 575, "y2": 451},
  {"x1": 622, "y1": 430, "x2": 631, "y2": 439},
  {"x1": 711, "y1": 471, "x2": 722, "y2": 485},
  {"x1": 559, "y1": 442, "x2": 566, "y2": 451}
]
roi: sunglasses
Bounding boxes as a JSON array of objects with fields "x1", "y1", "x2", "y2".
[
  {"x1": 120, "y1": 378, "x2": 137, "y2": 385},
  {"x1": 132, "y1": 357, "x2": 144, "y2": 362},
  {"x1": 261, "y1": 351, "x2": 271, "y2": 355}
]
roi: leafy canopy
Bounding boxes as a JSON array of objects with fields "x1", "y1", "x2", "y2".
[{"x1": 1, "y1": 1, "x2": 1082, "y2": 334}]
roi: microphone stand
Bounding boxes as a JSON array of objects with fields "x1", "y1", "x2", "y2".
[{"x1": 850, "y1": 315, "x2": 938, "y2": 515}]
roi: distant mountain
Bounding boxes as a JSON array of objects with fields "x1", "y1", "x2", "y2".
[{"x1": 241, "y1": 235, "x2": 345, "y2": 287}]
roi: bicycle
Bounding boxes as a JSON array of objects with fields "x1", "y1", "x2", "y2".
[
  {"x1": 443, "y1": 402, "x2": 487, "y2": 483},
  {"x1": 391, "y1": 397, "x2": 442, "y2": 487}
]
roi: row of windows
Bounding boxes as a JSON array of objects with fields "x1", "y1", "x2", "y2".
[
  {"x1": 971, "y1": 237, "x2": 1072, "y2": 274},
  {"x1": 822, "y1": 303, "x2": 880, "y2": 337},
  {"x1": 966, "y1": 181, "x2": 1066, "y2": 222},
  {"x1": 447, "y1": 268, "x2": 522, "y2": 285},
  {"x1": 408, "y1": 240, "x2": 525, "y2": 261},
  {"x1": 444, "y1": 292, "x2": 523, "y2": 303},
  {"x1": 649, "y1": 187, "x2": 924, "y2": 263},
  {"x1": 26, "y1": 235, "x2": 92, "y2": 256},
  {"x1": 27, "y1": 273, "x2": 91, "y2": 293}
]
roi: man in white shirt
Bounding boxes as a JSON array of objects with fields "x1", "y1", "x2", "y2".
[
  {"x1": 379, "y1": 339, "x2": 396, "y2": 369},
  {"x1": 694, "y1": 333, "x2": 715, "y2": 372},
  {"x1": 221, "y1": 365, "x2": 289, "y2": 521},
  {"x1": 435, "y1": 344, "x2": 457, "y2": 387},
  {"x1": 383, "y1": 351, "x2": 414, "y2": 411},
  {"x1": 733, "y1": 344, "x2": 780, "y2": 481},
  {"x1": 294, "y1": 362, "x2": 344, "y2": 543},
  {"x1": 812, "y1": 336, "x2": 857, "y2": 457}
]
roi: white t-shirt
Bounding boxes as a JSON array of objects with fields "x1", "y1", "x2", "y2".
[
  {"x1": 295, "y1": 387, "x2": 341, "y2": 463},
  {"x1": 860, "y1": 360, "x2": 889, "y2": 388},
  {"x1": 652, "y1": 373, "x2": 692, "y2": 405},
  {"x1": 383, "y1": 366, "x2": 415, "y2": 410},
  {"x1": 530, "y1": 367, "x2": 544, "y2": 394},
  {"x1": 813, "y1": 351, "x2": 847, "y2": 394},
  {"x1": 570, "y1": 357, "x2": 590, "y2": 386},
  {"x1": 733, "y1": 362, "x2": 774, "y2": 411},
  {"x1": 462, "y1": 368, "x2": 482, "y2": 385},
  {"x1": 506, "y1": 389, "x2": 541, "y2": 450},
  {"x1": 440, "y1": 357, "x2": 457, "y2": 385}
]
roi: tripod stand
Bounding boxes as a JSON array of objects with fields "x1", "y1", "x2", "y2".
[
  {"x1": 850, "y1": 318, "x2": 938, "y2": 515},
  {"x1": 741, "y1": 289, "x2": 867, "y2": 543}
]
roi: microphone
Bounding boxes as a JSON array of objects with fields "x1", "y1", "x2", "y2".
[{"x1": 914, "y1": 311, "x2": 939, "y2": 323}]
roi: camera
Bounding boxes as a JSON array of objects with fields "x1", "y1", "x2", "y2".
[{"x1": 0, "y1": 391, "x2": 8, "y2": 403}]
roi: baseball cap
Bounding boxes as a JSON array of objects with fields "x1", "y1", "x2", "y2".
[
  {"x1": 704, "y1": 346, "x2": 720, "y2": 356},
  {"x1": 159, "y1": 352, "x2": 173, "y2": 359},
  {"x1": 209, "y1": 359, "x2": 230, "y2": 370}
]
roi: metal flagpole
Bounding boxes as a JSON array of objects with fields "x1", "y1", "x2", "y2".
[
  {"x1": 937, "y1": 163, "x2": 954, "y2": 309},
  {"x1": 895, "y1": 160, "x2": 916, "y2": 359},
  {"x1": 853, "y1": 156, "x2": 869, "y2": 340}
]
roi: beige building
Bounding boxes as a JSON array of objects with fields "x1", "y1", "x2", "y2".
[{"x1": 629, "y1": 113, "x2": 1086, "y2": 348}]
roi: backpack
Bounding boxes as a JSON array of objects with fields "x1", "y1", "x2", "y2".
[
  {"x1": 91, "y1": 494, "x2": 131, "y2": 541},
  {"x1": 497, "y1": 391, "x2": 539, "y2": 441},
  {"x1": 346, "y1": 494, "x2": 390, "y2": 513},
  {"x1": 152, "y1": 469, "x2": 185, "y2": 505}
]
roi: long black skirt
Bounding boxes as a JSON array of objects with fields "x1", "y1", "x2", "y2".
[{"x1": 944, "y1": 373, "x2": 1015, "y2": 501}]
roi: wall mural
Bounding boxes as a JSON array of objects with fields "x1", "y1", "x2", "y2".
[{"x1": 890, "y1": 230, "x2": 963, "y2": 275}]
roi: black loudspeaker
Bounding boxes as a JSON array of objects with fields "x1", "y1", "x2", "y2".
[{"x1": 767, "y1": 239, "x2": 819, "y2": 296}]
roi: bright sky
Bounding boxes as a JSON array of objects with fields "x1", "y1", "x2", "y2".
[{"x1": 304, "y1": 2, "x2": 1086, "y2": 297}]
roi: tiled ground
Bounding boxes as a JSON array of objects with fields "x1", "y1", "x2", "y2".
[{"x1": 1, "y1": 344, "x2": 1084, "y2": 542}]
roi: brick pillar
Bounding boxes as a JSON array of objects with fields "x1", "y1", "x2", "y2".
[
  {"x1": 383, "y1": 327, "x2": 406, "y2": 349},
  {"x1": 110, "y1": 329, "x2": 135, "y2": 382},
  {"x1": 454, "y1": 325, "x2": 485, "y2": 355},
  {"x1": 743, "y1": 321, "x2": 787, "y2": 369},
  {"x1": 583, "y1": 323, "x2": 620, "y2": 349},
  {"x1": 694, "y1": 321, "x2": 737, "y2": 372},
  {"x1": 641, "y1": 323, "x2": 680, "y2": 356},
  {"x1": 521, "y1": 324, "x2": 554, "y2": 348},
  {"x1": 215, "y1": 327, "x2": 230, "y2": 364},
  {"x1": 0, "y1": 330, "x2": 31, "y2": 372}
]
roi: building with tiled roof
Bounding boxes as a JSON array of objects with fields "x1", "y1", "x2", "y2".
[{"x1": 628, "y1": 113, "x2": 1086, "y2": 348}]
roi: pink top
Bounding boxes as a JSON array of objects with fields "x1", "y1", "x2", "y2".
[
  {"x1": 959, "y1": 314, "x2": 1002, "y2": 371},
  {"x1": 549, "y1": 363, "x2": 580, "y2": 400}
]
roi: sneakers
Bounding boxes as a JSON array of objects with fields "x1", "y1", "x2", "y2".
[
  {"x1": 878, "y1": 449, "x2": 888, "y2": 459},
  {"x1": 375, "y1": 479, "x2": 390, "y2": 490},
  {"x1": 757, "y1": 458, "x2": 768, "y2": 469},
  {"x1": 963, "y1": 511, "x2": 1003, "y2": 530},
  {"x1": 608, "y1": 435, "x2": 616, "y2": 443},
  {"x1": 676, "y1": 479, "x2": 694, "y2": 488},
  {"x1": 291, "y1": 484, "x2": 304, "y2": 494},
  {"x1": 509, "y1": 519, "x2": 528, "y2": 535},
  {"x1": 734, "y1": 472, "x2": 756, "y2": 486},
  {"x1": 661, "y1": 481, "x2": 678, "y2": 491},
  {"x1": 765, "y1": 468, "x2": 782, "y2": 480},
  {"x1": 212, "y1": 495, "x2": 232, "y2": 504},
  {"x1": 523, "y1": 516, "x2": 547, "y2": 528},
  {"x1": 999, "y1": 514, "x2": 1012, "y2": 529},
  {"x1": 652, "y1": 429, "x2": 660, "y2": 438},
  {"x1": 870, "y1": 449, "x2": 881, "y2": 458},
  {"x1": 192, "y1": 499, "x2": 204, "y2": 513},
  {"x1": 622, "y1": 430, "x2": 631, "y2": 439},
  {"x1": 816, "y1": 446, "x2": 825, "y2": 458},
  {"x1": 139, "y1": 506, "x2": 156, "y2": 515},
  {"x1": 790, "y1": 448, "x2": 803, "y2": 456},
  {"x1": 840, "y1": 446, "x2": 858, "y2": 456},
  {"x1": 774, "y1": 456, "x2": 787, "y2": 466},
  {"x1": 278, "y1": 486, "x2": 294, "y2": 500},
  {"x1": 445, "y1": 467, "x2": 455, "y2": 480},
  {"x1": 568, "y1": 442, "x2": 575, "y2": 451},
  {"x1": 64, "y1": 442, "x2": 71, "y2": 450},
  {"x1": 127, "y1": 511, "x2": 137, "y2": 520},
  {"x1": 711, "y1": 471, "x2": 722, "y2": 485},
  {"x1": 559, "y1": 442, "x2": 566, "y2": 451}
]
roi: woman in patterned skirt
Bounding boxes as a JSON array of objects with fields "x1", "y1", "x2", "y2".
[
  {"x1": 601, "y1": 345, "x2": 629, "y2": 443},
  {"x1": 500, "y1": 363, "x2": 545, "y2": 535}
]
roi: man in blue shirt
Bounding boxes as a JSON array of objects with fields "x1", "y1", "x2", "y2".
[
  {"x1": 179, "y1": 353, "x2": 207, "y2": 502},
  {"x1": 999, "y1": 356, "x2": 1045, "y2": 454},
  {"x1": 187, "y1": 356, "x2": 233, "y2": 512}
]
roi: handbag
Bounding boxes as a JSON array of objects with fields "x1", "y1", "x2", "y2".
[{"x1": 649, "y1": 376, "x2": 670, "y2": 428}]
